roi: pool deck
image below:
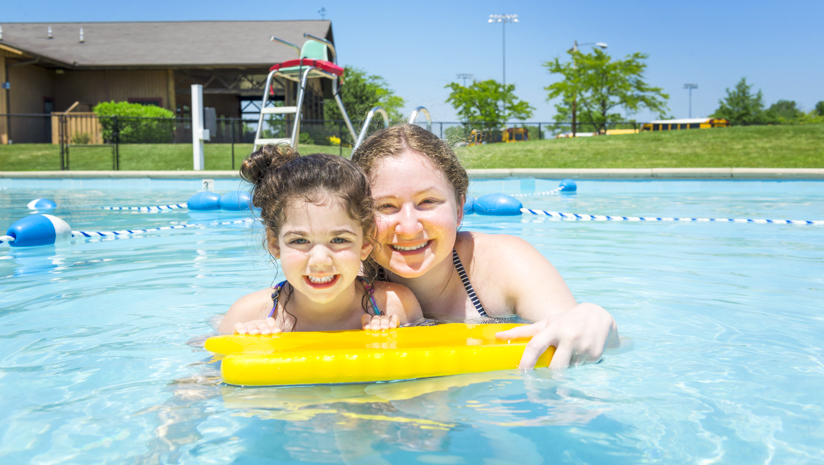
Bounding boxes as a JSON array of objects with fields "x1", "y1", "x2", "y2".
[{"x1": 1, "y1": 168, "x2": 823, "y2": 180}]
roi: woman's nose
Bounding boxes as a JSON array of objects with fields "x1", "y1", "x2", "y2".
[{"x1": 394, "y1": 204, "x2": 424, "y2": 236}]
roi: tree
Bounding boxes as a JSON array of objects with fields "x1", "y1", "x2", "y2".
[
  {"x1": 711, "y1": 78, "x2": 767, "y2": 124},
  {"x1": 767, "y1": 100, "x2": 802, "y2": 123},
  {"x1": 543, "y1": 49, "x2": 668, "y2": 134},
  {"x1": 324, "y1": 66, "x2": 405, "y2": 125},
  {"x1": 445, "y1": 80, "x2": 534, "y2": 130},
  {"x1": 815, "y1": 101, "x2": 824, "y2": 117}
]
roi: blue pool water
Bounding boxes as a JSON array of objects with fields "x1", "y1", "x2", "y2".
[{"x1": 1, "y1": 178, "x2": 823, "y2": 464}]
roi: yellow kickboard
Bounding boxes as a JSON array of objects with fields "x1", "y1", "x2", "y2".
[{"x1": 205, "y1": 323, "x2": 553, "y2": 386}]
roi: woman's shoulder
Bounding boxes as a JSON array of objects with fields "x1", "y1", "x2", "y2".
[{"x1": 457, "y1": 231, "x2": 538, "y2": 261}]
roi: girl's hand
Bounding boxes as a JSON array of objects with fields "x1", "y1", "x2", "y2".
[
  {"x1": 496, "y1": 303, "x2": 619, "y2": 370},
  {"x1": 361, "y1": 314, "x2": 399, "y2": 331},
  {"x1": 233, "y1": 317, "x2": 282, "y2": 336}
]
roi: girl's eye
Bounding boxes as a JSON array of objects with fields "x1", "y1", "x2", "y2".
[
  {"x1": 331, "y1": 237, "x2": 350, "y2": 244},
  {"x1": 290, "y1": 238, "x2": 309, "y2": 244}
]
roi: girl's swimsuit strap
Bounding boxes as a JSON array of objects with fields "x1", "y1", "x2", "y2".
[
  {"x1": 268, "y1": 278, "x2": 382, "y2": 319},
  {"x1": 452, "y1": 249, "x2": 489, "y2": 317}
]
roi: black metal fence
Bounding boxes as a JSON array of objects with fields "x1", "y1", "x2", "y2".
[{"x1": 1, "y1": 113, "x2": 649, "y2": 171}]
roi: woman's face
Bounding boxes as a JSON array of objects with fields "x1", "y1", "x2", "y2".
[{"x1": 369, "y1": 150, "x2": 463, "y2": 278}]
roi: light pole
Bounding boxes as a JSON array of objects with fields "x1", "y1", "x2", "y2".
[
  {"x1": 684, "y1": 83, "x2": 698, "y2": 118},
  {"x1": 569, "y1": 41, "x2": 608, "y2": 137},
  {"x1": 456, "y1": 73, "x2": 474, "y2": 87},
  {"x1": 488, "y1": 14, "x2": 518, "y2": 87}
]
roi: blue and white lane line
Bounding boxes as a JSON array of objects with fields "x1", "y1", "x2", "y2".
[
  {"x1": 511, "y1": 187, "x2": 563, "y2": 197},
  {"x1": 70, "y1": 218, "x2": 254, "y2": 240},
  {"x1": 520, "y1": 208, "x2": 824, "y2": 225},
  {"x1": 101, "y1": 203, "x2": 188, "y2": 212}
]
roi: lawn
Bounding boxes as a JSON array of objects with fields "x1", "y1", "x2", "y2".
[
  {"x1": 0, "y1": 124, "x2": 821, "y2": 171},
  {"x1": 0, "y1": 143, "x2": 351, "y2": 171},
  {"x1": 456, "y1": 124, "x2": 824, "y2": 169}
]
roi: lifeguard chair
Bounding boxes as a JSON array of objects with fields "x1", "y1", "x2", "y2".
[{"x1": 254, "y1": 34, "x2": 357, "y2": 150}]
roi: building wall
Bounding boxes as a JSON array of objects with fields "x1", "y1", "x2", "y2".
[
  {"x1": 54, "y1": 69, "x2": 171, "y2": 112},
  {"x1": 0, "y1": 54, "x2": 7, "y2": 143},
  {"x1": 8, "y1": 62, "x2": 55, "y2": 143}
]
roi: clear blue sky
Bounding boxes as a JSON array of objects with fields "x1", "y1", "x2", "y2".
[{"x1": 6, "y1": 0, "x2": 823, "y2": 122}]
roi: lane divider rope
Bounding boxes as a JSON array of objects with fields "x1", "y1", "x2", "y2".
[
  {"x1": 101, "y1": 203, "x2": 188, "y2": 212},
  {"x1": 510, "y1": 187, "x2": 563, "y2": 197},
  {"x1": 70, "y1": 218, "x2": 254, "y2": 240},
  {"x1": 520, "y1": 208, "x2": 824, "y2": 225}
]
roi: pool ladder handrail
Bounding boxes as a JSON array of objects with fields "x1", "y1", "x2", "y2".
[
  {"x1": 353, "y1": 107, "x2": 390, "y2": 152},
  {"x1": 408, "y1": 106, "x2": 432, "y2": 132}
]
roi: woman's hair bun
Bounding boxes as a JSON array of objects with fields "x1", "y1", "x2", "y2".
[{"x1": 240, "y1": 144, "x2": 299, "y2": 184}]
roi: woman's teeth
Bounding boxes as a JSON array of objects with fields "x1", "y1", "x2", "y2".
[
  {"x1": 307, "y1": 275, "x2": 336, "y2": 284},
  {"x1": 393, "y1": 242, "x2": 428, "y2": 251}
]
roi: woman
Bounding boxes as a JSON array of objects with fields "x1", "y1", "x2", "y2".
[{"x1": 351, "y1": 125, "x2": 619, "y2": 370}]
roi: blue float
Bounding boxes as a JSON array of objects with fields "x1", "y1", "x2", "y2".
[
  {"x1": 473, "y1": 193, "x2": 523, "y2": 216},
  {"x1": 559, "y1": 179, "x2": 577, "y2": 192},
  {"x1": 187, "y1": 191, "x2": 222, "y2": 210},
  {"x1": 5, "y1": 214, "x2": 72, "y2": 247},
  {"x1": 27, "y1": 199, "x2": 56, "y2": 210},
  {"x1": 463, "y1": 196, "x2": 475, "y2": 215},
  {"x1": 220, "y1": 191, "x2": 253, "y2": 211}
]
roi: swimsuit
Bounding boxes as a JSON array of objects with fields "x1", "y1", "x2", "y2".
[
  {"x1": 452, "y1": 249, "x2": 489, "y2": 317},
  {"x1": 268, "y1": 276, "x2": 381, "y2": 319}
]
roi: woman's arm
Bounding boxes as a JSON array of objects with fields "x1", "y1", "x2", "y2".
[
  {"x1": 477, "y1": 234, "x2": 620, "y2": 369},
  {"x1": 217, "y1": 288, "x2": 278, "y2": 335}
]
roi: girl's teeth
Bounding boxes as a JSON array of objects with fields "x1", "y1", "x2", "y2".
[
  {"x1": 308, "y1": 275, "x2": 335, "y2": 284},
  {"x1": 394, "y1": 242, "x2": 428, "y2": 251}
]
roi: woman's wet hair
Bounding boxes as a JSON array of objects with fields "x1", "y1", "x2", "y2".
[
  {"x1": 350, "y1": 124, "x2": 468, "y2": 205},
  {"x1": 240, "y1": 144, "x2": 375, "y2": 241}
]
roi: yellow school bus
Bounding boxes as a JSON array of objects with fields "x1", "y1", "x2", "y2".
[
  {"x1": 468, "y1": 128, "x2": 529, "y2": 145},
  {"x1": 641, "y1": 118, "x2": 729, "y2": 132}
]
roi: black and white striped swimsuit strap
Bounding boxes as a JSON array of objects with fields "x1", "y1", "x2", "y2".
[{"x1": 452, "y1": 249, "x2": 489, "y2": 317}]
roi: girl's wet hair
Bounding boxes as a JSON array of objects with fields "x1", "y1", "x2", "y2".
[
  {"x1": 240, "y1": 144, "x2": 379, "y2": 326},
  {"x1": 240, "y1": 144, "x2": 375, "y2": 242},
  {"x1": 350, "y1": 124, "x2": 468, "y2": 205}
]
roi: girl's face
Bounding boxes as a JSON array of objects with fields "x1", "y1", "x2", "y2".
[
  {"x1": 270, "y1": 196, "x2": 373, "y2": 304},
  {"x1": 369, "y1": 150, "x2": 463, "y2": 278}
]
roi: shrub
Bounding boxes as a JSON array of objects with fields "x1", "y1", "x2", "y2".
[{"x1": 93, "y1": 101, "x2": 175, "y2": 143}]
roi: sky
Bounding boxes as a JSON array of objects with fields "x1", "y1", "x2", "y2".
[{"x1": 5, "y1": 0, "x2": 824, "y2": 123}]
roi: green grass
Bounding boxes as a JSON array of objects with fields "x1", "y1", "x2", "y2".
[
  {"x1": 456, "y1": 124, "x2": 824, "y2": 169},
  {"x1": 0, "y1": 125, "x2": 822, "y2": 171},
  {"x1": 0, "y1": 143, "x2": 352, "y2": 171}
]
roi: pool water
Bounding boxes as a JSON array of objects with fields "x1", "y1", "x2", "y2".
[{"x1": 1, "y1": 178, "x2": 822, "y2": 464}]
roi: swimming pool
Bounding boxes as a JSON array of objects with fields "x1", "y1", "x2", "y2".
[{"x1": 1, "y1": 178, "x2": 822, "y2": 464}]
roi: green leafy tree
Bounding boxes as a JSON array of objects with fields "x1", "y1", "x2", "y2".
[
  {"x1": 324, "y1": 66, "x2": 405, "y2": 135},
  {"x1": 712, "y1": 78, "x2": 770, "y2": 125},
  {"x1": 93, "y1": 101, "x2": 175, "y2": 143},
  {"x1": 544, "y1": 49, "x2": 668, "y2": 133},
  {"x1": 767, "y1": 100, "x2": 802, "y2": 122},
  {"x1": 445, "y1": 80, "x2": 534, "y2": 130},
  {"x1": 814, "y1": 101, "x2": 824, "y2": 117}
]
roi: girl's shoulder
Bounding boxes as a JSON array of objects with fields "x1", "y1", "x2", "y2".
[
  {"x1": 370, "y1": 281, "x2": 423, "y2": 324},
  {"x1": 217, "y1": 287, "x2": 276, "y2": 334}
]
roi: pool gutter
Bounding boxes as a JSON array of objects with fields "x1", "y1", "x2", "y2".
[{"x1": 1, "y1": 168, "x2": 823, "y2": 180}]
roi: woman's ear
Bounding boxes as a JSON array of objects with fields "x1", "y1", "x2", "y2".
[{"x1": 457, "y1": 194, "x2": 466, "y2": 226}]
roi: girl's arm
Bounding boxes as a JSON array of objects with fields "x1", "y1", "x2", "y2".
[
  {"x1": 217, "y1": 288, "x2": 279, "y2": 335},
  {"x1": 477, "y1": 234, "x2": 620, "y2": 369},
  {"x1": 362, "y1": 282, "x2": 424, "y2": 330}
]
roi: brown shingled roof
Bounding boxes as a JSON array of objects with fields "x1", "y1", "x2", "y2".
[{"x1": 0, "y1": 20, "x2": 333, "y2": 68}]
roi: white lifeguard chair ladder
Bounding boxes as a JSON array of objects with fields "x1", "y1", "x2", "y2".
[{"x1": 254, "y1": 34, "x2": 357, "y2": 151}]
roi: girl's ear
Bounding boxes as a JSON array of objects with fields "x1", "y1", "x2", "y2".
[
  {"x1": 360, "y1": 234, "x2": 374, "y2": 261},
  {"x1": 267, "y1": 230, "x2": 281, "y2": 259}
]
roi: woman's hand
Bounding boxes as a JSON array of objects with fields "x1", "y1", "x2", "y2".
[
  {"x1": 233, "y1": 317, "x2": 282, "y2": 336},
  {"x1": 496, "y1": 303, "x2": 619, "y2": 370},
  {"x1": 362, "y1": 314, "x2": 400, "y2": 331}
]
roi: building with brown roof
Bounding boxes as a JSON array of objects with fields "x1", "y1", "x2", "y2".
[{"x1": 0, "y1": 20, "x2": 334, "y2": 143}]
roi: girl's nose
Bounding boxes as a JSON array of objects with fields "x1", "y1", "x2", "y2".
[
  {"x1": 307, "y1": 245, "x2": 334, "y2": 267},
  {"x1": 394, "y1": 204, "x2": 424, "y2": 236}
]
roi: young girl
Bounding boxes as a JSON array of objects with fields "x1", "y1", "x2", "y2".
[{"x1": 218, "y1": 145, "x2": 422, "y2": 335}]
